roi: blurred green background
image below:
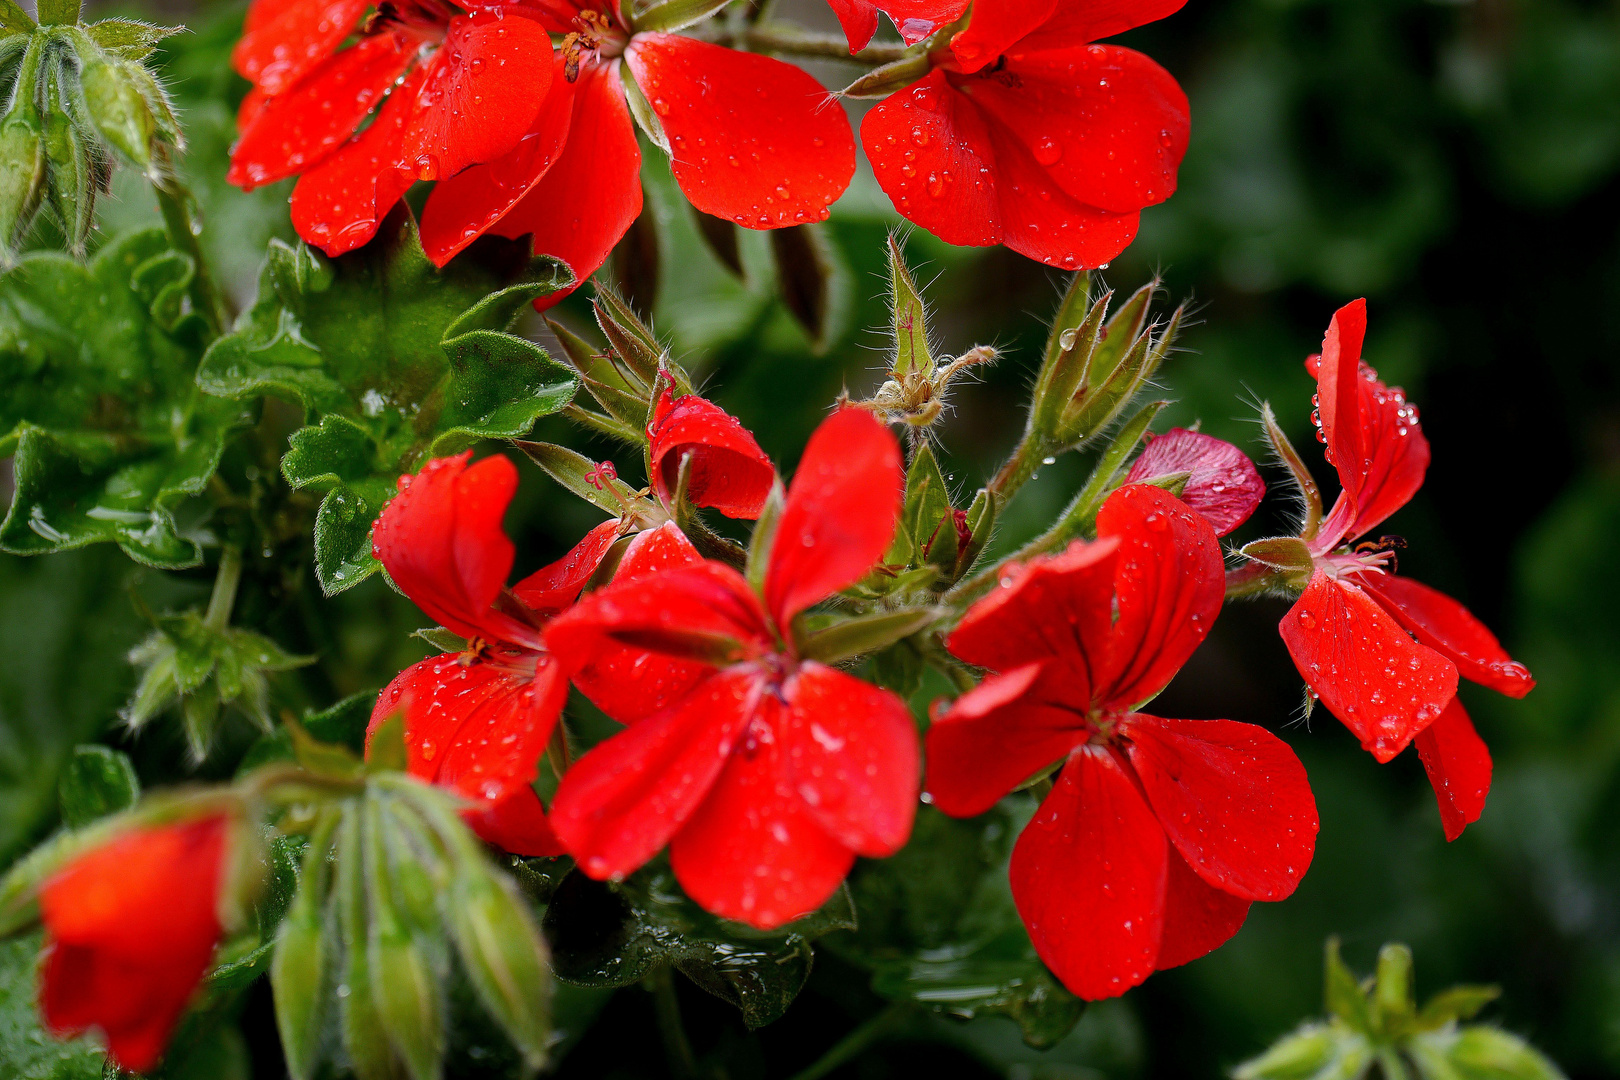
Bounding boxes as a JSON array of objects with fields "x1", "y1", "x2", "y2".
[{"x1": 4, "y1": 0, "x2": 1620, "y2": 1076}]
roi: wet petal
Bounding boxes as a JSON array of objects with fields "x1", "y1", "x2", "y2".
[
  {"x1": 1154, "y1": 845, "x2": 1250, "y2": 972},
  {"x1": 1414, "y1": 697, "x2": 1492, "y2": 842},
  {"x1": 670, "y1": 694, "x2": 856, "y2": 929},
  {"x1": 1016, "y1": 0, "x2": 1190, "y2": 56},
  {"x1": 464, "y1": 785, "x2": 567, "y2": 857},
  {"x1": 510, "y1": 519, "x2": 621, "y2": 615},
  {"x1": 233, "y1": 0, "x2": 370, "y2": 96},
  {"x1": 648, "y1": 388, "x2": 776, "y2": 519},
  {"x1": 1125, "y1": 427, "x2": 1266, "y2": 537},
  {"x1": 781, "y1": 662, "x2": 919, "y2": 857},
  {"x1": 949, "y1": 0, "x2": 1058, "y2": 72},
  {"x1": 551, "y1": 669, "x2": 761, "y2": 881},
  {"x1": 1358, "y1": 572, "x2": 1534, "y2": 699},
  {"x1": 945, "y1": 539, "x2": 1118, "y2": 678},
  {"x1": 1009, "y1": 747, "x2": 1167, "y2": 1001},
  {"x1": 1122, "y1": 714, "x2": 1317, "y2": 901},
  {"x1": 1280, "y1": 570, "x2": 1458, "y2": 762},
  {"x1": 827, "y1": 0, "x2": 970, "y2": 52},
  {"x1": 925, "y1": 662, "x2": 1087, "y2": 818},
  {"x1": 765, "y1": 408, "x2": 903, "y2": 627},
  {"x1": 626, "y1": 34, "x2": 856, "y2": 229},
  {"x1": 1096, "y1": 484, "x2": 1225, "y2": 710}
]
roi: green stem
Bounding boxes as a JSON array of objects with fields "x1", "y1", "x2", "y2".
[
  {"x1": 1224, "y1": 562, "x2": 1290, "y2": 602},
  {"x1": 151, "y1": 147, "x2": 231, "y2": 336},
  {"x1": 986, "y1": 430, "x2": 1052, "y2": 507},
  {"x1": 203, "y1": 543, "x2": 243, "y2": 632},
  {"x1": 649, "y1": 966, "x2": 702, "y2": 1080},
  {"x1": 786, "y1": 1002, "x2": 911, "y2": 1080},
  {"x1": 742, "y1": 22, "x2": 910, "y2": 63}
]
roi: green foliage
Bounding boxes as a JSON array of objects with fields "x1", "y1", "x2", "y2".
[
  {"x1": 56, "y1": 745, "x2": 138, "y2": 828},
  {"x1": 0, "y1": 229, "x2": 245, "y2": 566},
  {"x1": 542, "y1": 859, "x2": 856, "y2": 1029},
  {"x1": 0, "y1": 932, "x2": 102, "y2": 1079},
  {"x1": 828, "y1": 801, "x2": 1085, "y2": 1049},
  {"x1": 196, "y1": 209, "x2": 578, "y2": 593}
]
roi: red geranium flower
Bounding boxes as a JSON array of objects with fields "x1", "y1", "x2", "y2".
[
  {"x1": 544, "y1": 408, "x2": 919, "y2": 929},
  {"x1": 646, "y1": 385, "x2": 776, "y2": 520},
  {"x1": 1125, "y1": 427, "x2": 1266, "y2": 537},
  {"x1": 826, "y1": 0, "x2": 969, "y2": 53},
  {"x1": 38, "y1": 814, "x2": 232, "y2": 1072},
  {"x1": 416, "y1": 0, "x2": 856, "y2": 304},
  {"x1": 1274, "y1": 300, "x2": 1534, "y2": 839},
  {"x1": 928, "y1": 484, "x2": 1318, "y2": 1000},
  {"x1": 861, "y1": 0, "x2": 1189, "y2": 270},
  {"x1": 367, "y1": 450, "x2": 701, "y2": 855}
]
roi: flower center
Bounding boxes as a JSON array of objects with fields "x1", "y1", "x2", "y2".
[
  {"x1": 561, "y1": 10, "x2": 629, "y2": 81},
  {"x1": 1317, "y1": 539, "x2": 1402, "y2": 583}
]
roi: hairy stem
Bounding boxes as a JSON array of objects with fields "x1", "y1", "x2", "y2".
[
  {"x1": 741, "y1": 22, "x2": 910, "y2": 63},
  {"x1": 203, "y1": 543, "x2": 243, "y2": 632}
]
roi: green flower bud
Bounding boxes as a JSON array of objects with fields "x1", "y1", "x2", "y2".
[
  {"x1": 0, "y1": 103, "x2": 46, "y2": 258},
  {"x1": 78, "y1": 54, "x2": 155, "y2": 171}
]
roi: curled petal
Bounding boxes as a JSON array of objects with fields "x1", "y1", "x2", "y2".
[
  {"x1": 648, "y1": 388, "x2": 775, "y2": 519},
  {"x1": 1357, "y1": 573, "x2": 1534, "y2": 699},
  {"x1": 616, "y1": 522, "x2": 704, "y2": 581},
  {"x1": 228, "y1": 32, "x2": 418, "y2": 191},
  {"x1": 827, "y1": 0, "x2": 970, "y2": 52},
  {"x1": 510, "y1": 519, "x2": 622, "y2": 615},
  {"x1": 1310, "y1": 301, "x2": 1431, "y2": 547},
  {"x1": 1125, "y1": 427, "x2": 1266, "y2": 537},
  {"x1": 551, "y1": 669, "x2": 761, "y2": 881},
  {"x1": 403, "y1": 10, "x2": 555, "y2": 181},
  {"x1": 1155, "y1": 846, "x2": 1250, "y2": 972},
  {"x1": 1414, "y1": 698, "x2": 1491, "y2": 842},
  {"x1": 290, "y1": 66, "x2": 426, "y2": 257},
  {"x1": 781, "y1": 662, "x2": 919, "y2": 857},
  {"x1": 765, "y1": 408, "x2": 903, "y2": 628},
  {"x1": 925, "y1": 662, "x2": 1087, "y2": 818},
  {"x1": 1122, "y1": 714, "x2": 1317, "y2": 902},
  {"x1": 945, "y1": 539, "x2": 1118, "y2": 676},
  {"x1": 1096, "y1": 484, "x2": 1225, "y2": 710},
  {"x1": 371, "y1": 452, "x2": 529, "y2": 644},
  {"x1": 482, "y1": 60, "x2": 643, "y2": 310},
  {"x1": 1280, "y1": 571, "x2": 1458, "y2": 762},
  {"x1": 670, "y1": 695, "x2": 855, "y2": 929},
  {"x1": 626, "y1": 35, "x2": 856, "y2": 229},
  {"x1": 1010, "y1": 747, "x2": 1167, "y2": 1001},
  {"x1": 233, "y1": 0, "x2": 370, "y2": 96},
  {"x1": 420, "y1": 54, "x2": 577, "y2": 267}
]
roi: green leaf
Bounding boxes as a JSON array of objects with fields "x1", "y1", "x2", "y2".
[
  {"x1": 0, "y1": 2, "x2": 33, "y2": 35},
  {"x1": 35, "y1": 0, "x2": 80, "y2": 26},
  {"x1": 828, "y1": 801, "x2": 1085, "y2": 1049},
  {"x1": 0, "y1": 230, "x2": 247, "y2": 567},
  {"x1": 1233, "y1": 1021, "x2": 1374, "y2": 1080},
  {"x1": 57, "y1": 745, "x2": 138, "y2": 828},
  {"x1": 238, "y1": 692, "x2": 375, "y2": 774},
  {"x1": 630, "y1": 0, "x2": 731, "y2": 33},
  {"x1": 196, "y1": 209, "x2": 578, "y2": 593},
  {"x1": 543, "y1": 860, "x2": 855, "y2": 1029},
  {"x1": 0, "y1": 932, "x2": 103, "y2": 1079}
]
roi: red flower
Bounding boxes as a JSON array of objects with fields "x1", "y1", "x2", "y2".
[
  {"x1": 1125, "y1": 427, "x2": 1266, "y2": 536},
  {"x1": 861, "y1": 0, "x2": 1189, "y2": 270},
  {"x1": 647, "y1": 386, "x2": 776, "y2": 520},
  {"x1": 417, "y1": 0, "x2": 856, "y2": 304},
  {"x1": 826, "y1": 0, "x2": 969, "y2": 53},
  {"x1": 545, "y1": 408, "x2": 918, "y2": 929},
  {"x1": 1275, "y1": 300, "x2": 1533, "y2": 839},
  {"x1": 927, "y1": 484, "x2": 1317, "y2": 1000},
  {"x1": 38, "y1": 815, "x2": 232, "y2": 1072},
  {"x1": 367, "y1": 450, "x2": 701, "y2": 855}
]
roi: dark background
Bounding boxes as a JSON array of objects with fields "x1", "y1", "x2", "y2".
[{"x1": 4, "y1": 0, "x2": 1620, "y2": 1076}]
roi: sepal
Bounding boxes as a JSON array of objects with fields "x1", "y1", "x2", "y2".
[
  {"x1": 842, "y1": 52, "x2": 933, "y2": 99},
  {"x1": 799, "y1": 607, "x2": 942, "y2": 665}
]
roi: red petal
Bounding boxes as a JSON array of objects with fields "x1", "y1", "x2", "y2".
[
  {"x1": 925, "y1": 662, "x2": 1087, "y2": 817},
  {"x1": 371, "y1": 452, "x2": 532, "y2": 644},
  {"x1": 1310, "y1": 301, "x2": 1431, "y2": 546},
  {"x1": 945, "y1": 538, "x2": 1118, "y2": 676},
  {"x1": 1414, "y1": 697, "x2": 1492, "y2": 842},
  {"x1": 1096, "y1": 484, "x2": 1225, "y2": 710},
  {"x1": 483, "y1": 59, "x2": 643, "y2": 309},
  {"x1": 402, "y1": 10, "x2": 555, "y2": 181},
  {"x1": 765, "y1": 408, "x2": 902, "y2": 627},
  {"x1": 826, "y1": 0, "x2": 880, "y2": 51},
  {"x1": 464, "y1": 786, "x2": 567, "y2": 857},
  {"x1": 1122, "y1": 714, "x2": 1317, "y2": 901},
  {"x1": 1017, "y1": 0, "x2": 1190, "y2": 55},
  {"x1": 1155, "y1": 846, "x2": 1250, "y2": 971},
  {"x1": 233, "y1": 0, "x2": 370, "y2": 96},
  {"x1": 289, "y1": 66, "x2": 425, "y2": 257},
  {"x1": 510, "y1": 519, "x2": 622, "y2": 614},
  {"x1": 827, "y1": 0, "x2": 970, "y2": 51},
  {"x1": 550, "y1": 669, "x2": 761, "y2": 880},
  {"x1": 227, "y1": 32, "x2": 417, "y2": 191},
  {"x1": 781, "y1": 662, "x2": 919, "y2": 856},
  {"x1": 616, "y1": 521, "x2": 705, "y2": 580},
  {"x1": 1010, "y1": 747, "x2": 1167, "y2": 1001},
  {"x1": 949, "y1": 0, "x2": 1058, "y2": 71},
  {"x1": 962, "y1": 46, "x2": 1188, "y2": 214},
  {"x1": 648, "y1": 388, "x2": 776, "y2": 519},
  {"x1": 420, "y1": 53, "x2": 577, "y2": 267},
  {"x1": 1125, "y1": 427, "x2": 1266, "y2": 537},
  {"x1": 1279, "y1": 571, "x2": 1458, "y2": 762},
  {"x1": 1357, "y1": 573, "x2": 1535, "y2": 699},
  {"x1": 670, "y1": 694, "x2": 856, "y2": 929},
  {"x1": 625, "y1": 35, "x2": 856, "y2": 229}
]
